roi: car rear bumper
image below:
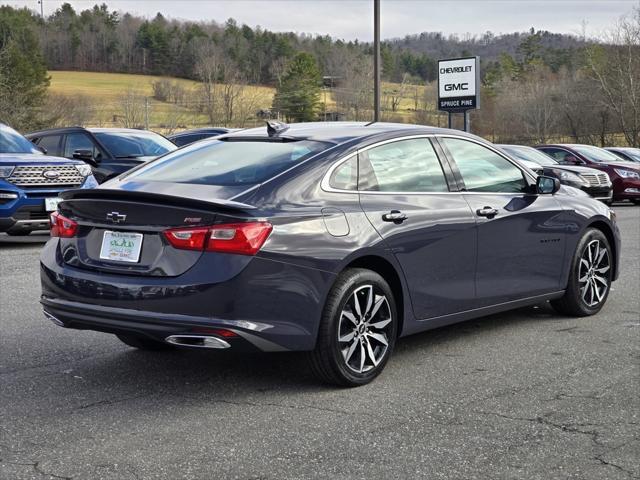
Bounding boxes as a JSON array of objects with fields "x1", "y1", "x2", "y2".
[{"x1": 40, "y1": 239, "x2": 335, "y2": 351}]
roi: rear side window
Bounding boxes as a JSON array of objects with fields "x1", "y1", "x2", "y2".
[
  {"x1": 329, "y1": 156, "x2": 357, "y2": 191},
  {"x1": 37, "y1": 135, "x2": 63, "y2": 156},
  {"x1": 129, "y1": 139, "x2": 327, "y2": 186},
  {"x1": 442, "y1": 138, "x2": 527, "y2": 193},
  {"x1": 539, "y1": 148, "x2": 570, "y2": 162},
  {"x1": 360, "y1": 138, "x2": 448, "y2": 192}
]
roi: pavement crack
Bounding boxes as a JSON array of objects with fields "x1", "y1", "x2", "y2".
[{"x1": 594, "y1": 454, "x2": 639, "y2": 479}]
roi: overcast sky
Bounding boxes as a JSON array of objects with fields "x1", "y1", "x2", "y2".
[{"x1": 10, "y1": 0, "x2": 638, "y2": 40}]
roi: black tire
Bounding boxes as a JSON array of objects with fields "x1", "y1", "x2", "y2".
[
  {"x1": 116, "y1": 333, "x2": 174, "y2": 351},
  {"x1": 308, "y1": 268, "x2": 398, "y2": 387},
  {"x1": 551, "y1": 228, "x2": 613, "y2": 317},
  {"x1": 632, "y1": 199, "x2": 640, "y2": 205},
  {"x1": 6, "y1": 230, "x2": 31, "y2": 236}
]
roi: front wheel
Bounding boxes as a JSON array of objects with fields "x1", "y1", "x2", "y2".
[
  {"x1": 551, "y1": 228, "x2": 613, "y2": 316},
  {"x1": 308, "y1": 268, "x2": 397, "y2": 387}
]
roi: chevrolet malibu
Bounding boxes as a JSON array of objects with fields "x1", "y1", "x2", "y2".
[{"x1": 41, "y1": 122, "x2": 621, "y2": 386}]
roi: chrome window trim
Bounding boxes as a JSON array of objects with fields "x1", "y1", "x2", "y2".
[{"x1": 321, "y1": 133, "x2": 537, "y2": 195}]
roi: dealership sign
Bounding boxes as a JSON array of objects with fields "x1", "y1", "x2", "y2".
[{"x1": 437, "y1": 57, "x2": 480, "y2": 112}]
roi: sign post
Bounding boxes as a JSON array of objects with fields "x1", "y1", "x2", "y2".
[{"x1": 437, "y1": 56, "x2": 480, "y2": 132}]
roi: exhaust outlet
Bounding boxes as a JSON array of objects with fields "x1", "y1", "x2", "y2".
[
  {"x1": 44, "y1": 310, "x2": 65, "y2": 327},
  {"x1": 165, "y1": 335, "x2": 231, "y2": 349}
]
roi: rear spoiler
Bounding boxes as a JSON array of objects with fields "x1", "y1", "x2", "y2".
[{"x1": 61, "y1": 188, "x2": 256, "y2": 211}]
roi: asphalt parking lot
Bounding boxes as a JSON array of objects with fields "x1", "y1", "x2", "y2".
[{"x1": 0, "y1": 205, "x2": 638, "y2": 480}]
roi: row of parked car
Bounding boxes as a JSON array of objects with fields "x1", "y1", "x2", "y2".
[
  {"x1": 498, "y1": 143, "x2": 640, "y2": 205},
  {"x1": 0, "y1": 122, "x2": 638, "y2": 236}
]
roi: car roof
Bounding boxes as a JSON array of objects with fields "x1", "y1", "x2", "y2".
[
  {"x1": 222, "y1": 121, "x2": 481, "y2": 145},
  {"x1": 169, "y1": 128, "x2": 231, "y2": 137},
  {"x1": 26, "y1": 126, "x2": 159, "y2": 136}
]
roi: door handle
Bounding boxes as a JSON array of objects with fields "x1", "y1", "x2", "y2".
[
  {"x1": 476, "y1": 206, "x2": 498, "y2": 218},
  {"x1": 382, "y1": 210, "x2": 408, "y2": 223}
]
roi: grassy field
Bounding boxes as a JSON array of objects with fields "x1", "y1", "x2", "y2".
[{"x1": 46, "y1": 71, "x2": 434, "y2": 132}]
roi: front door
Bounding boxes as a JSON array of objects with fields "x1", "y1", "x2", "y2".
[
  {"x1": 439, "y1": 137, "x2": 567, "y2": 306},
  {"x1": 357, "y1": 137, "x2": 478, "y2": 320}
]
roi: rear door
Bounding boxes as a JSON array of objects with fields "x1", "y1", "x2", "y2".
[
  {"x1": 357, "y1": 136, "x2": 478, "y2": 320},
  {"x1": 439, "y1": 136, "x2": 566, "y2": 306}
]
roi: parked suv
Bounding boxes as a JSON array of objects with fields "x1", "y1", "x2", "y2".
[
  {"x1": 0, "y1": 124, "x2": 97, "y2": 236},
  {"x1": 499, "y1": 144, "x2": 612, "y2": 202},
  {"x1": 535, "y1": 144, "x2": 640, "y2": 204},
  {"x1": 26, "y1": 127, "x2": 176, "y2": 184}
]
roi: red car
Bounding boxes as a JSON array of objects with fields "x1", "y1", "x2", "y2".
[{"x1": 535, "y1": 144, "x2": 640, "y2": 204}]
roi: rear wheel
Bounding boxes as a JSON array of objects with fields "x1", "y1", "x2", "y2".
[
  {"x1": 308, "y1": 268, "x2": 397, "y2": 387},
  {"x1": 116, "y1": 334, "x2": 174, "y2": 351},
  {"x1": 551, "y1": 228, "x2": 612, "y2": 317}
]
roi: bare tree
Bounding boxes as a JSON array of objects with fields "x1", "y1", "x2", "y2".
[
  {"x1": 119, "y1": 89, "x2": 146, "y2": 128},
  {"x1": 586, "y1": 7, "x2": 640, "y2": 146}
]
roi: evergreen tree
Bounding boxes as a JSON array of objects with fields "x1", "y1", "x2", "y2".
[
  {"x1": 0, "y1": 6, "x2": 50, "y2": 130},
  {"x1": 272, "y1": 52, "x2": 321, "y2": 122}
]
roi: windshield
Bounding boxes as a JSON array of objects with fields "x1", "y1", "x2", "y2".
[
  {"x1": 94, "y1": 131, "x2": 176, "y2": 158},
  {"x1": 0, "y1": 124, "x2": 41, "y2": 154},
  {"x1": 501, "y1": 145, "x2": 558, "y2": 166},
  {"x1": 572, "y1": 145, "x2": 626, "y2": 163},
  {"x1": 128, "y1": 139, "x2": 328, "y2": 186},
  {"x1": 619, "y1": 148, "x2": 640, "y2": 162}
]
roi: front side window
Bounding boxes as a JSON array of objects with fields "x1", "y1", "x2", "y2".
[
  {"x1": 128, "y1": 139, "x2": 327, "y2": 186},
  {"x1": 64, "y1": 133, "x2": 100, "y2": 159},
  {"x1": 360, "y1": 138, "x2": 448, "y2": 192},
  {"x1": 442, "y1": 138, "x2": 527, "y2": 193}
]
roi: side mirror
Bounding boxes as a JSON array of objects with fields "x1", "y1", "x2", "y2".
[
  {"x1": 537, "y1": 175, "x2": 561, "y2": 195},
  {"x1": 36, "y1": 144, "x2": 47, "y2": 154},
  {"x1": 72, "y1": 149, "x2": 97, "y2": 165}
]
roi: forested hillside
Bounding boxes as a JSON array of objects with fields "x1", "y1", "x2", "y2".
[{"x1": 0, "y1": 3, "x2": 639, "y2": 147}]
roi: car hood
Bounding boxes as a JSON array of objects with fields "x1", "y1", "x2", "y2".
[
  {"x1": 546, "y1": 164, "x2": 608, "y2": 175},
  {"x1": 604, "y1": 161, "x2": 640, "y2": 170},
  {"x1": 0, "y1": 153, "x2": 82, "y2": 166}
]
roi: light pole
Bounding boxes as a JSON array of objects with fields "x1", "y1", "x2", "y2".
[
  {"x1": 373, "y1": 0, "x2": 380, "y2": 122},
  {"x1": 38, "y1": 0, "x2": 43, "y2": 18}
]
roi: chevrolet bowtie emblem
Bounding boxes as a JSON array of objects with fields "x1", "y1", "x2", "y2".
[{"x1": 106, "y1": 212, "x2": 127, "y2": 223}]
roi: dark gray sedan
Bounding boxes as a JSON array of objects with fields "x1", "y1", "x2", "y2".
[{"x1": 40, "y1": 122, "x2": 621, "y2": 386}]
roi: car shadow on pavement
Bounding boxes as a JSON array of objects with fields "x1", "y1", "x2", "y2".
[
  {"x1": 0, "y1": 232, "x2": 49, "y2": 247},
  {"x1": 63, "y1": 302, "x2": 564, "y2": 399}
]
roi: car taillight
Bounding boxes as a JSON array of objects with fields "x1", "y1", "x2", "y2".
[
  {"x1": 163, "y1": 222, "x2": 272, "y2": 256},
  {"x1": 50, "y1": 211, "x2": 78, "y2": 238},
  {"x1": 163, "y1": 227, "x2": 209, "y2": 250}
]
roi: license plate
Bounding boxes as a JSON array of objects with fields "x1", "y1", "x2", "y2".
[
  {"x1": 44, "y1": 197, "x2": 62, "y2": 211},
  {"x1": 99, "y1": 231, "x2": 143, "y2": 263}
]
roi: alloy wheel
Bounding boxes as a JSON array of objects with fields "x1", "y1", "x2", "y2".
[
  {"x1": 337, "y1": 285, "x2": 393, "y2": 373},
  {"x1": 578, "y1": 239, "x2": 610, "y2": 308}
]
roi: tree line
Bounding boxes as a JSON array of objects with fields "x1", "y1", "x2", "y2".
[{"x1": 0, "y1": 3, "x2": 638, "y2": 147}]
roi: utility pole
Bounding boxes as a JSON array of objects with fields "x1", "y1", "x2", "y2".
[
  {"x1": 373, "y1": 0, "x2": 380, "y2": 122},
  {"x1": 144, "y1": 97, "x2": 149, "y2": 130},
  {"x1": 38, "y1": 0, "x2": 43, "y2": 18}
]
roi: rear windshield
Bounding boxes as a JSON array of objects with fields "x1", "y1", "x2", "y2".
[
  {"x1": 94, "y1": 131, "x2": 176, "y2": 158},
  {"x1": 127, "y1": 139, "x2": 327, "y2": 186}
]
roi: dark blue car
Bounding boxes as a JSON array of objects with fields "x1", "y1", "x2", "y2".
[
  {"x1": 0, "y1": 123, "x2": 97, "y2": 236},
  {"x1": 40, "y1": 122, "x2": 621, "y2": 386}
]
